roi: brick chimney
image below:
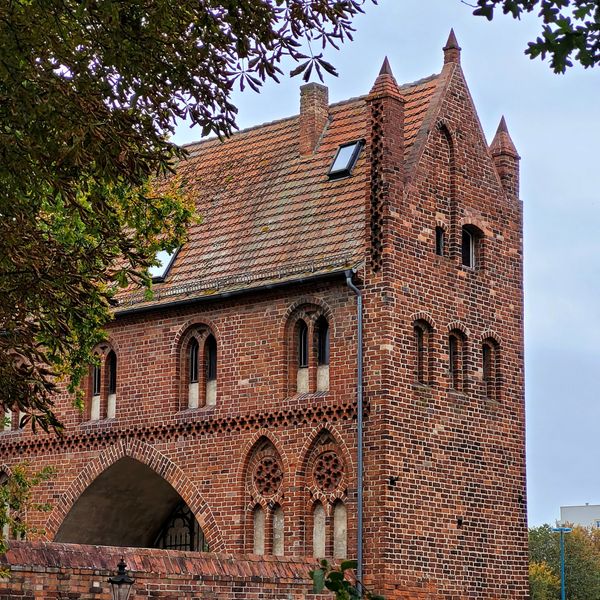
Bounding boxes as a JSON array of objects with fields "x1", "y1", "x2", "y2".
[{"x1": 299, "y1": 83, "x2": 329, "y2": 156}]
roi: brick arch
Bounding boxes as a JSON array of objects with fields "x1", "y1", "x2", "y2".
[
  {"x1": 45, "y1": 438, "x2": 225, "y2": 551},
  {"x1": 279, "y1": 296, "x2": 335, "y2": 338},
  {"x1": 459, "y1": 216, "x2": 490, "y2": 237},
  {"x1": 171, "y1": 317, "x2": 221, "y2": 356},
  {"x1": 410, "y1": 311, "x2": 437, "y2": 331},
  {"x1": 172, "y1": 319, "x2": 221, "y2": 410},
  {"x1": 479, "y1": 329, "x2": 503, "y2": 346},
  {"x1": 447, "y1": 320, "x2": 471, "y2": 338}
]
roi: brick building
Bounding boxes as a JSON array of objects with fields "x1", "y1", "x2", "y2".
[{"x1": 0, "y1": 31, "x2": 528, "y2": 599}]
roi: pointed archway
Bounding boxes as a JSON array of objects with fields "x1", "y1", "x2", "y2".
[
  {"x1": 46, "y1": 439, "x2": 224, "y2": 551},
  {"x1": 55, "y1": 457, "x2": 204, "y2": 549}
]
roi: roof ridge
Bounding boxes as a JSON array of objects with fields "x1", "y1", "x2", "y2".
[{"x1": 180, "y1": 74, "x2": 440, "y2": 151}]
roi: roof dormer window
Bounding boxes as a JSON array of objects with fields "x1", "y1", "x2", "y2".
[
  {"x1": 328, "y1": 140, "x2": 363, "y2": 180},
  {"x1": 149, "y1": 247, "x2": 180, "y2": 282}
]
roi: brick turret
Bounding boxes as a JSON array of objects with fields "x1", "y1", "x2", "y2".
[
  {"x1": 366, "y1": 57, "x2": 405, "y2": 272},
  {"x1": 490, "y1": 115, "x2": 520, "y2": 198},
  {"x1": 443, "y1": 28, "x2": 461, "y2": 64}
]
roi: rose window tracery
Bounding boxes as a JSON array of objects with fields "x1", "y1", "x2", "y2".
[
  {"x1": 253, "y1": 456, "x2": 283, "y2": 497},
  {"x1": 313, "y1": 451, "x2": 343, "y2": 493}
]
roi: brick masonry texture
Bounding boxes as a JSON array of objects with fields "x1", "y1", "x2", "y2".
[{"x1": 0, "y1": 34, "x2": 527, "y2": 599}]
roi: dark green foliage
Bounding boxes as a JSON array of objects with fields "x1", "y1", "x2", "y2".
[
  {"x1": 0, "y1": 0, "x2": 375, "y2": 431},
  {"x1": 310, "y1": 559, "x2": 385, "y2": 600},
  {"x1": 0, "y1": 463, "x2": 55, "y2": 574},
  {"x1": 472, "y1": 0, "x2": 600, "y2": 72}
]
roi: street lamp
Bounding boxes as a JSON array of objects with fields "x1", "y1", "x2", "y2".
[
  {"x1": 552, "y1": 526, "x2": 572, "y2": 600},
  {"x1": 108, "y1": 558, "x2": 135, "y2": 600}
]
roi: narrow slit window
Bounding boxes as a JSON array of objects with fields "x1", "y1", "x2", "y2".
[
  {"x1": 206, "y1": 335, "x2": 217, "y2": 381},
  {"x1": 298, "y1": 321, "x2": 309, "y2": 368},
  {"x1": 482, "y1": 340, "x2": 499, "y2": 400},
  {"x1": 462, "y1": 228, "x2": 474, "y2": 267},
  {"x1": 435, "y1": 226, "x2": 445, "y2": 256},
  {"x1": 449, "y1": 335, "x2": 459, "y2": 390},
  {"x1": 415, "y1": 326, "x2": 425, "y2": 384},
  {"x1": 189, "y1": 338, "x2": 199, "y2": 384},
  {"x1": 317, "y1": 317, "x2": 330, "y2": 366},
  {"x1": 92, "y1": 364, "x2": 101, "y2": 396},
  {"x1": 328, "y1": 140, "x2": 363, "y2": 180},
  {"x1": 107, "y1": 351, "x2": 117, "y2": 395}
]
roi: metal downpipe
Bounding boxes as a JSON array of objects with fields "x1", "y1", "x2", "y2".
[{"x1": 345, "y1": 269, "x2": 363, "y2": 592}]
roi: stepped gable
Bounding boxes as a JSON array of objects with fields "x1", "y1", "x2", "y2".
[{"x1": 117, "y1": 74, "x2": 440, "y2": 311}]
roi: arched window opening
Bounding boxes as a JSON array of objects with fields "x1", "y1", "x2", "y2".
[
  {"x1": 316, "y1": 316, "x2": 330, "y2": 392},
  {"x1": 462, "y1": 225, "x2": 483, "y2": 269},
  {"x1": 272, "y1": 505, "x2": 284, "y2": 556},
  {"x1": 188, "y1": 338, "x2": 200, "y2": 408},
  {"x1": 106, "y1": 351, "x2": 117, "y2": 419},
  {"x1": 332, "y1": 501, "x2": 347, "y2": 559},
  {"x1": 189, "y1": 338, "x2": 199, "y2": 383},
  {"x1": 253, "y1": 505, "x2": 266, "y2": 555},
  {"x1": 435, "y1": 226, "x2": 445, "y2": 256},
  {"x1": 297, "y1": 320, "x2": 309, "y2": 393},
  {"x1": 204, "y1": 335, "x2": 217, "y2": 406},
  {"x1": 483, "y1": 340, "x2": 500, "y2": 401},
  {"x1": 91, "y1": 362, "x2": 101, "y2": 420},
  {"x1": 313, "y1": 502, "x2": 326, "y2": 558},
  {"x1": 449, "y1": 331, "x2": 466, "y2": 392},
  {"x1": 414, "y1": 320, "x2": 433, "y2": 386}
]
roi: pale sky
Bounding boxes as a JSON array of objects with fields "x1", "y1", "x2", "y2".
[{"x1": 172, "y1": 0, "x2": 600, "y2": 528}]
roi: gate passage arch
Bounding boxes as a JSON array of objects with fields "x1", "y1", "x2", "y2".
[{"x1": 46, "y1": 439, "x2": 224, "y2": 551}]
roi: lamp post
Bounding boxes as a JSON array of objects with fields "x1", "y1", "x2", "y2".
[
  {"x1": 552, "y1": 526, "x2": 572, "y2": 600},
  {"x1": 108, "y1": 558, "x2": 135, "y2": 600}
]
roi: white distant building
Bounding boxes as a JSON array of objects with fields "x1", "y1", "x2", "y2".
[{"x1": 560, "y1": 504, "x2": 600, "y2": 528}]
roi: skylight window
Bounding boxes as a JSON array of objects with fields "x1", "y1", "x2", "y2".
[
  {"x1": 149, "y1": 248, "x2": 180, "y2": 282},
  {"x1": 328, "y1": 140, "x2": 364, "y2": 180}
]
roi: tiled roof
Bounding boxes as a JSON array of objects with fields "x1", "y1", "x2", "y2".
[{"x1": 117, "y1": 73, "x2": 440, "y2": 311}]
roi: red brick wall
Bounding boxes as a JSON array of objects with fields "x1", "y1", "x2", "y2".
[
  {"x1": 359, "y1": 60, "x2": 527, "y2": 598},
  {"x1": 0, "y1": 541, "x2": 324, "y2": 599},
  {"x1": 0, "y1": 60, "x2": 526, "y2": 599}
]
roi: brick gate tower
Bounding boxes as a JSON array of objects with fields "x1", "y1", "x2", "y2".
[{"x1": 0, "y1": 32, "x2": 527, "y2": 599}]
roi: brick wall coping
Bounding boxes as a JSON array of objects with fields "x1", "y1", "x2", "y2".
[{"x1": 1, "y1": 541, "x2": 319, "y2": 583}]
